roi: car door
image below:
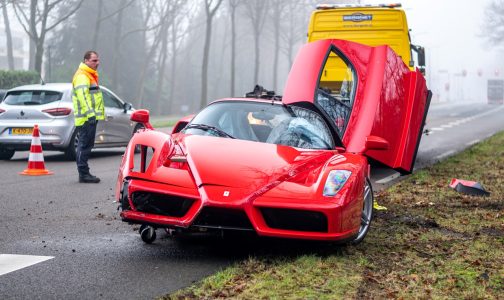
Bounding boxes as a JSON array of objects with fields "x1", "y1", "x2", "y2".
[
  {"x1": 100, "y1": 89, "x2": 133, "y2": 144},
  {"x1": 282, "y1": 39, "x2": 431, "y2": 174}
]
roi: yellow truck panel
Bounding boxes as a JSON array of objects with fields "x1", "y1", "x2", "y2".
[{"x1": 308, "y1": 4, "x2": 425, "y2": 96}]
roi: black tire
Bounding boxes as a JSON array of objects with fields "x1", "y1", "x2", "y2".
[
  {"x1": 351, "y1": 178, "x2": 374, "y2": 245},
  {"x1": 133, "y1": 124, "x2": 145, "y2": 154},
  {"x1": 120, "y1": 181, "x2": 130, "y2": 211},
  {"x1": 64, "y1": 130, "x2": 79, "y2": 161},
  {"x1": 140, "y1": 224, "x2": 156, "y2": 244},
  {"x1": 0, "y1": 148, "x2": 15, "y2": 160}
]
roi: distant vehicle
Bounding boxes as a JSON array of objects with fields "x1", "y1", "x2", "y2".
[
  {"x1": 487, "y1": 79, "x2": 504, "y2": 104},
  {"x1": 308, "y1": 3, "x2": 426, "y2": 74},
  {"x1": 0, "y1": 83, "x2": 143, "y2": 160}
]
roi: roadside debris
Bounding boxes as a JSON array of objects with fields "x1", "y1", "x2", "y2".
[{"x1": 449, "y1": 178, "x2": 490, "y2": 196}]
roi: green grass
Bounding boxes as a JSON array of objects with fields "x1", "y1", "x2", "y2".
[{"x1": 165, "y1": 131, "x2": 504, "y2": 299}]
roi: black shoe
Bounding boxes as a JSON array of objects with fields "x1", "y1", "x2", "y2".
[{"x1": 79, "y1": 173, "x2": 100, "y2": 183}]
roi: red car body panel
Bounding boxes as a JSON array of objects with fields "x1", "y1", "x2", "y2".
[
  {"x1": 116, "y1": 39, "x2": 430, "y2": 242},
  {"x1": 283, "y1": 39, "x2": 429, "y2": 173}
]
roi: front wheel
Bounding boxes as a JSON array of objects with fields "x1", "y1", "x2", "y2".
[
  {"x1": 140, "y1": 224, "x2": 156, "y2": 244},
  {"x1": 0, "y1": 148, "x2": 15, "y2": 160},
  {"x1": 351, "y1": 178, "x2": 374, "y2": 245}
]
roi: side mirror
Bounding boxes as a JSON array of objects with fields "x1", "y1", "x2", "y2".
[
  {"x1": 123, "y1": 102, "x2": 132, "y2": 113},
  {"x1": 417, "y1": 47, "x2": 426, "y2": 67},
  {"x1": 131, "y1": 109, "x2": 154, "y2": 130},
  {"x1": 365, "y1": 135, "x2": 389, "y2": 151}
]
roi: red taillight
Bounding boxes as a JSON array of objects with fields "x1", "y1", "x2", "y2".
[
  {"x1": 0, "y1": 108, "x2": 5, "y2": 114},
  {"x1": 43, "y1": 107, "x2": 72, "y2": 116}
]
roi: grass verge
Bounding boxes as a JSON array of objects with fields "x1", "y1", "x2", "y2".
[{"x1": 165, "y1": 131, "x2": 504, "y2": 299}]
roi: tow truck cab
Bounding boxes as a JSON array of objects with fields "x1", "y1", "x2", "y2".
[{"x1": 308, "y1": 3, "x2": 426, "y2": 81}]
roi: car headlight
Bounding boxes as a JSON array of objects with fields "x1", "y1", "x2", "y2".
[{"x1": 323, "y1": 170, "x2": 352, "y2": 197}]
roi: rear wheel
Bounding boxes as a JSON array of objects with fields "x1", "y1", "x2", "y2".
[
  {"x1": 64, "y1": 130, "x2": 79, "y2": 161},
  {"x1": 0, "y1": 149, "x2": 15, "y2": 160},
  {"x1": 351, "y1": 179, "x2": 373, "y2": 245}
]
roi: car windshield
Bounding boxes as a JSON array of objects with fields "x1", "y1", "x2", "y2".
[
  {"x1": 184, "y1": 101, "x2": 335, "y2": 150},
  {"x1": 4, "y1": 90, "x2": 62, "y2": 105}
]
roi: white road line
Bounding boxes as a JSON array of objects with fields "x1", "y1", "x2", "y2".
[
  {"x1": 430, "y1": 105, "x2": 503, "y2": 133},
  {"x1": 435, "y1": 150, "x2": 455, "y2": 161},
  {"x1": 0, "y1": 254, "x2": 53, "y2": 276},
  {"x1": 466, "y1": 139, "x2": 480, "y2": 146},
  {"x1": 376, "y1": 173, "x2": 400, "y2": 184}
]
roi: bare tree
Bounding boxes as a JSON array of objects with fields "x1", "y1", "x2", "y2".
[
  {"x1": 279, "y1": 2, "x2": 307, "y2": 67},
  {"x1": 270, "y1": 0, "x2": 287, "y2": 92},
  {"x1": 135, "y1": 1, "x2": 180, "y2": 107},
  {"x1": 228, "y1": 0, "x2": 242, "y2": 96},
  {"x1": 244, "y1": 1, "x2": 268, "y2": 86},
  {"x1": 200, "y1": 0, "x2": 224, "y2": 109},
  {"x1": 13, "y1": 0, "x2": 84, "y2": 73},
  {"x1": 1, "y1": 0, "x2": 14, "y2": 69},
  {"x1": 482, "y1": 1, "x2": 504, "y2": 45}
]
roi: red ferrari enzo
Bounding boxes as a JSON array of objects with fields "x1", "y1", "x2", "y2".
[{"x1": 115, "y1": 39, "x2": 430, "y2": 244}]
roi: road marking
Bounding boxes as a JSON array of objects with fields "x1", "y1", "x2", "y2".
[
  {"x1": 435, "y1": 150, "x2": 455, "y2": 161},
  {"x1": 376, "y1": 173, "x2": 400, "y2": 184},
  {"x1": 466, "y1": 139, "x2": 480, "y2": 146},
  {"x1": 430, "y1": 105, "x2": 504, "y2": 133},
  {"x1": 0, "y1": 254, "x2": 53, "y2": 276}
]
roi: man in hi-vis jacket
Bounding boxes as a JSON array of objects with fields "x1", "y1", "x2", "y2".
[{"x1": 71, "y1": 51, "x2": 105, "y2": 183}]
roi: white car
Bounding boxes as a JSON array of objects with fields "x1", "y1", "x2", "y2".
[{"x1": 0, "y1": 83, "x2": 143, "y2": 160}]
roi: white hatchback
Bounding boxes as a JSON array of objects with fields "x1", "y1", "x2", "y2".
[{"x1": 0, "y1": 83, "x2": 142, "y2": 160}]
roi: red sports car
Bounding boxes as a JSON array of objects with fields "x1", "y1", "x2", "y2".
[{"x1": 115, "y1": 39, "x2": 430, "y2": 244}]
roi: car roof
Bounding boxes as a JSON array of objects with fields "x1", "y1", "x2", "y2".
[{"x1": 8, "y1": 83, "x2": 72, "y2": 92}]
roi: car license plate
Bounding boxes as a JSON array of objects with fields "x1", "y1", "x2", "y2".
[{"x1": 10, "y1": 128, "x2": 33, "y2": 135}]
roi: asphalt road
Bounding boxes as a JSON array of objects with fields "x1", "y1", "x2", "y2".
[{"x1": 1, "y1": 102, "x2": 503, "y2": 299}]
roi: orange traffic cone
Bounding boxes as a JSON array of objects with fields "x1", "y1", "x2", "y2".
[{"x1": 19, "y1": 125, "x2": 53, "y2": 176}]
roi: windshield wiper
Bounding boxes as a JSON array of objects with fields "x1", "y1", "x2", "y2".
[{"x1": 185, "y1": 123, "x2": 235, "y2": 139}]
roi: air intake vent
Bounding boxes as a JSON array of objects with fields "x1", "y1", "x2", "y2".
[
  {"x1": 193, "y1": 207, "x2": 253, "y2": 231},
  {"x1": 260, "y1": 208, "x2": 328, "y2": 232},
  {"x1": 131, "y1": 192, "x2": 194, "y2": 217}
]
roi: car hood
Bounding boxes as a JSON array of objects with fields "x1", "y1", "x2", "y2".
[{"x1": 178, "y1": 135, "x2": 335, "y2": 191}]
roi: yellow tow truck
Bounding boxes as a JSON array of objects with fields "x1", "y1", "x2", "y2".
[{"x1": 308, "y1": 3, "x2": 425, "y2": 73}]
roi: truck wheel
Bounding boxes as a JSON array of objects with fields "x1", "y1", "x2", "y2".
[{"x1": 0, "y1": 149, "x2": 15, "y2": 160}]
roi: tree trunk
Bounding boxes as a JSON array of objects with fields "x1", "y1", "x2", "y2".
[
  {"x1": 92, "y1": 0, "x2": 103, "y2": 49},
  {"x1": 253, "y1": 31, "x2": 260, "y2": 85},
  {"x1": 155, "y1": 21, "x2": 169, "y2": 115},
  {"x1": 272, "y1": 4, "x2": 281, "y2": 92},
  {"x1": 28, "y1": 0, "x2": 37, "y2": 71},
  {"x1": 230, "y1": 3, "x2": 236, "y2": 96},
  {"x1": 200, "y1": 17, "x2": 212, "y2": 109},
  {"x1": 168, "y1": 23, "x2": 177, "y2": 115},
  {"x1": 111, "y1": 0, "x2": 125, "y2": 91},
  {"x1": 1, "y1": 0, "x2": 14, "y2": 70}
]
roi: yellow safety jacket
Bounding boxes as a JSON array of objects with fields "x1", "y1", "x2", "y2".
[{"x1": 72, "y1": 62, "x2": 105, "y2": 126}]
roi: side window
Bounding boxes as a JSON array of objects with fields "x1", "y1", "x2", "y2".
[
  {"x1": 102, "y1": 90, "x2": 123, "y2": 109},
  {"x1": 316, "y1": 48, "x2": 356, "y2": 137}
]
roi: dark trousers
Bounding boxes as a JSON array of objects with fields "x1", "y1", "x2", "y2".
[{"x1": 76, "y1": 120, "x2": 97, "y2": 176}]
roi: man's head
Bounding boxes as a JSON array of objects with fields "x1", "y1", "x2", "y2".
[{"x1": 83, "y1": 51, "x2": 99, "y2": 70}]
